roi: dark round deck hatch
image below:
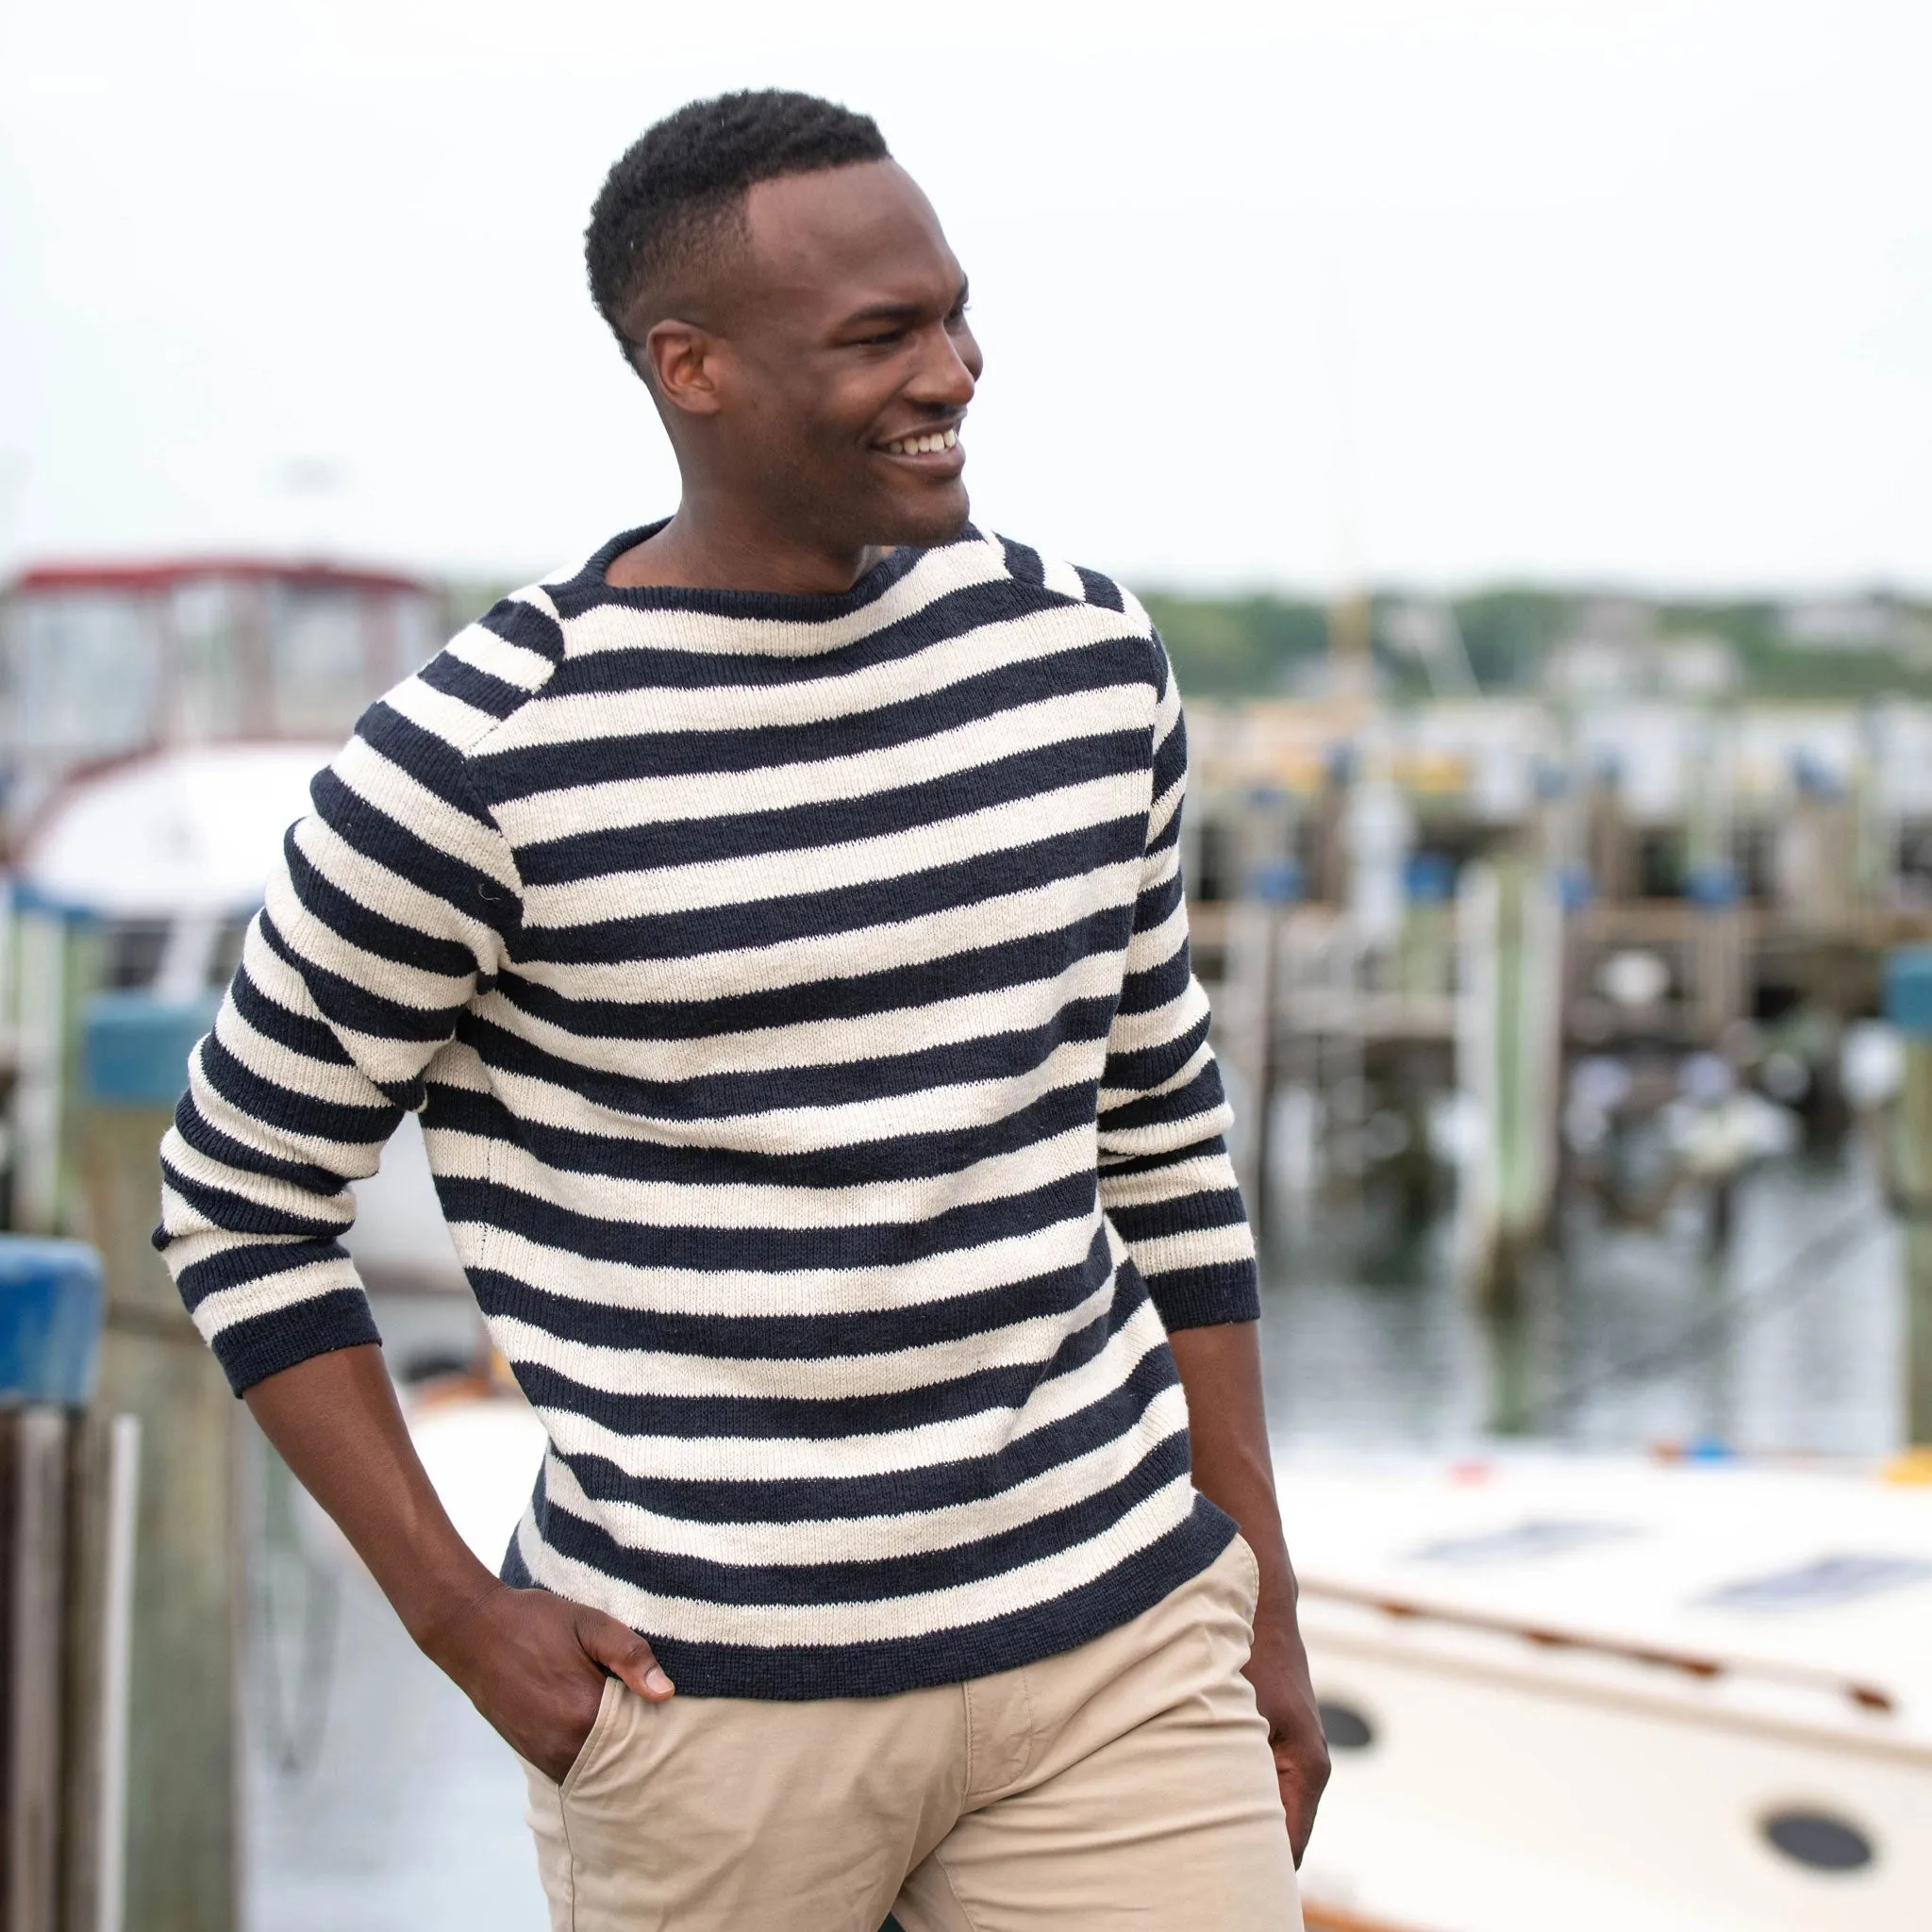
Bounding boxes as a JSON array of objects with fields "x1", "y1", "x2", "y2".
[
  {"x1": 1761, "y1": 1809, "x2": 1874, "y2": 1873},
  {"x1": 1316, "y1": 1700, "x2": 1375, "y2": 1751}
]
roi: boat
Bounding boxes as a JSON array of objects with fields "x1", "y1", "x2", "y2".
[{"x1": 391, "y1": 1391, "x2": 1932, "y2": 1931}]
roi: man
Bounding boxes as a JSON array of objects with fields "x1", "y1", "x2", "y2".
[{"x1": 157, "y1": 88, "x2": 1328, "y2": 1930}]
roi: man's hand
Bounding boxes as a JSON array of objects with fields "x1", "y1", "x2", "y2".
[
  {"x1": 1245, "y1": 1573, "x2": 1331, "y2": 1863},
  {"x1": 421, "y1": 1578, "x2": 675, "y2": 1783},
  {"x1": 1165, "y1": 1320, "x2": 1330, "y2": 1866},
  {"x1": 238, "y1": 1346, "x2": 675, "y2": 1784}
]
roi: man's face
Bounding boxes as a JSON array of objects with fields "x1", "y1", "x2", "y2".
[{"x1": 682, "y1": 161, "x2": 982, "y2": 552}]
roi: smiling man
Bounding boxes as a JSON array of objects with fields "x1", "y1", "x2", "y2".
[{"x1": 156, "y1": 90, "x2": 1326, "y2": 1930}]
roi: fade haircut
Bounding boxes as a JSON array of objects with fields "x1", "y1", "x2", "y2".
[{"x1": 585, "y1": 90, "x2": 891, "y2": 368}]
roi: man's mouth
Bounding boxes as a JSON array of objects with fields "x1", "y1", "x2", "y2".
[{"x1": 877, "y1": 427, "x2": 960, "y2": 457}]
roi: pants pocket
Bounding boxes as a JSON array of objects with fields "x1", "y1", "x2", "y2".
[
  {"x1": 1229, "y1": 1532, "x2": 1263, "y2": 1630},
  {"x1": 558, "y1": 1673, "x2": 623, "y2": 1800}
]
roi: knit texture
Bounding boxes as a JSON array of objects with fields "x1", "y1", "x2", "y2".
[{"x1": 156, "y1": 520, "x2": 1259, "y2": 1698}]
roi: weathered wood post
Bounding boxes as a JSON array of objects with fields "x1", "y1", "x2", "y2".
[
  {"x1": 1883, "y1": 950, "x2": 1932, "y2": 1445},
  {"x1": 1456, "y1": 856, "x2": 1563, "y2": 1317},
  {"x1": 1, "y1": 1233, "x2": 116, "y2": 1932},
  {"x1": 75, "y1": 993, "x2": 238, "y2": 1932}
]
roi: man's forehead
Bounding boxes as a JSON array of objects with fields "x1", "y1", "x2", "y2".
[{"x1": 741, "y1": 162, "x2": 959, "y2": 309}]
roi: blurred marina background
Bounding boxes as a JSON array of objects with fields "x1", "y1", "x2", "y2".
[{"x1": 4, "y1": 5, "x2": 1931, "y2": 1931}]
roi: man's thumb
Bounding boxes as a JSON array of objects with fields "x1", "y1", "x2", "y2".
[{"x1": 582, "y1": 1613, "x2": 675, "y2": 1700}]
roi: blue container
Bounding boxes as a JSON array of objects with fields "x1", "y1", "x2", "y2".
[
  {"x1": 1404, "y1": 853, "x2": 1456, "y2": 906},
  {"x1": 0, "y1": 1237, "x2": 104, "y2": 1406},
  {"x1": 1247, "y1": 858, "x2": 1304, "y2": 906},
  {"x1": 83, "y1": 992, "x2": 221, "y2": 1108},
  {"x1": 1686, "y1": 865, "x2": 1741, "y2": 909},
  {"x1": 1885, "y1": 949, "x2": 1932, "y2": 1041}
]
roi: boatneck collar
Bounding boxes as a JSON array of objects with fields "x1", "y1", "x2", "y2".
[{"x1": 545, "y1": 519, "x2": 942, "y2": 624}]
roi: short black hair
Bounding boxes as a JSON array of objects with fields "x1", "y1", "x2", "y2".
[{"x1": 585, "y1": 90, "x2": 890, "y2": 363}]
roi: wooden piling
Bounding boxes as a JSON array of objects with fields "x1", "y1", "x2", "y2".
[
  {"x1": 3, "y1": 1406, "x2": 69, "y2": 1932},
  {"x1": 75, "y1": 1000, "x2": 239, "y2": 1932},
  {"x1": 1884, "y1": 950, "x2": 1932, "y2": 1446},
  {"x1": 1457, "y1": 857, "x2": 1564, "y2": 1312}
]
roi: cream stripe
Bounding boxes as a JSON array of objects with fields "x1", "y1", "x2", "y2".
[
  {"x1": 476, "y1": 949, "x2": 1124, "y2": 1082},
  {"x1": 505, "y1": 862, "x2": 1140, "y2": 1006},
  {"x1": 523, "y1": 771, "x2": 1147, "y2": 926},
  {"x1": 523, "y1": 601, "x2": 1130, "y2": 741},
  {"x1": 470, "y1": 1208, "x2": 1103, "y2": 1322},
  {"x1": 431, "y1": 1122, "x2": 1097, "y2": 1230},
  {"x1": 477, "y1": 1032, "x2": 1109, "y2": 1154},
  {"x1": 557, "y1": 540, "x2": 1008, "y2": 661},
  {"x1": 516, "y1": 1472, "x2": 1197, "y2": 1645},
  {"x1": 186, "y1": 1251, "x2": 365, "y2": 1342},
  {"x1": 491, "y1": 1271, "x2": 1112, "y2": 1401},
  {"x1": 534, "y1": 1384, "x2": 1188, "y2": 1564},
  {"x1": 532, "y1": 1300, "x2": 1170, "y2": 1485},
  {"x1": 490, "y1": 691, "x2": 1141, "y2": 843}
]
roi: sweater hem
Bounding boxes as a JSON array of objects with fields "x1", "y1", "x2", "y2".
[{"x1": 504, "y1": 1495, "x2": 1237, "y2": 1702}]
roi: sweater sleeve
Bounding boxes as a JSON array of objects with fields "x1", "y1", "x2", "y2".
[
  {"x1": 154, "y1": 683, "x2": 523, "y2": 1394},
  {"x1": 1095, "y1": 633, "x2": 1261, "y2": 1332}
]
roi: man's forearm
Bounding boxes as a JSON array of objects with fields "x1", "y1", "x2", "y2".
[
  {"x1": 1169, "y1": 1316, "x2": 1329, "y2": 1860},
  {"x1": 1167, "y1": 1319, "x2": 1294, "y2": 1595},
  {"x1": 242, "y1": 1343, "x2": 498, "y2": 1650}
]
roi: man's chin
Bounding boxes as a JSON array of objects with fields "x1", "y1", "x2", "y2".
[{"x1": 873, "y1": 483, "x2": 973, "y2": 551}]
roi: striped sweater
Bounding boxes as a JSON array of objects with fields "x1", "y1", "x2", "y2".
[{"x1": 156, "y1": 521, "x2": 1260, "y2": 1699}]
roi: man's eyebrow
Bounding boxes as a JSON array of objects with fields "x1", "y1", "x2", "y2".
[{"x1": 839, "y1": 278, "x2": 972, "y2": 328}]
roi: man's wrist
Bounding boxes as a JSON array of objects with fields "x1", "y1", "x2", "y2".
[{"x1": 395, "y1": 1559, "x2": 506, "y2": 1664}]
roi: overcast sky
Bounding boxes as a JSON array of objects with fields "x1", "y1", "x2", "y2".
[{"x1": 4, "y1": 1, "x2": 1928, "y2": 595}]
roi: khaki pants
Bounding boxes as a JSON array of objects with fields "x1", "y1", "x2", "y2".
[{"x1": 523, "y1": 1534, "x2": 1302, "y2": 1932}]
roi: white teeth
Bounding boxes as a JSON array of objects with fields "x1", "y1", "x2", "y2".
[
  {"x1": 883, "y1": 429, "x2": 960, "y2": 455},
  {"x1": 942, "y1": 429, "x2": 958, "y2": 448}
]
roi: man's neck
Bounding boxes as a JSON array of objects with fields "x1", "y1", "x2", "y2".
[{"x1": 606, "y1": 506, "x2": 891, "y2": 596}]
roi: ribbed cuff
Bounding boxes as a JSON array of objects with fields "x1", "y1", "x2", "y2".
[
  {"x1": 1143, "y1": 1257, "x2": 1261, "y2": 1332},
  {"x1": 208, "y1": 1287, "x2": 383, "y2": 1395}
]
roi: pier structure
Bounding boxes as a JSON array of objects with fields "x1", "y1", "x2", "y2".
[{"x1": 1183, "y1": 695, "x2": 1932, "y2": 1312}]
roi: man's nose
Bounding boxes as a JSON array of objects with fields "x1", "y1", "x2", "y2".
[{"x1": 910, "y1": 325, "x2": 979, "y2": 407}]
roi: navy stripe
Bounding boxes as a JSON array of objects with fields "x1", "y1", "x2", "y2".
[
  {"x1": 1074, "y1": 565, "x2": 1124, "y2": 612},
  {"x1": 623, "y1": 1507, "x2": 1236, "y2": 1702},
  {"x1": 549, "y1": 1329, "x2": 1176, "y2": 1527},
  {"x1": 171, "y1": 1091, "x2": 353, "y2": 1197},
  {"x1": 418, "y1": 648, "x2": 527, "y2": 719},
  {"x1": 470, "y1": 1224, "x2": 1113, "y2": 1359},
  {"x1": 515, "y1": 732, "x2": 1149, "y2": 884},
  {"x1": 1107, "y1": 1185, "x2": 1247, "y2": 1244},
  {"x1": 197, "y1": 1027, "x2": 400, "y2": 1148},
  {"x1": 312, "y1": 767, "x2": 521, "y2": 933},
  {"x1": 538, "y1": 575, "x2": 1101, "y2": 697},
  {"x1": 479, "y1": 595, "x2": 565, "y2": 663},
  {"x1": 226, "y1": 961, "x2": 355, "y2": 1066},
  {"x1": 425, "y1": 1077, "x2": 1100, "y2": 1191},
  {"x1": 509, "y1": 818, "x2": 1145, "y2": 966},
  {"x1": 353, "y1": 701, "x2": 498, "y2": 825},
  {"x1": 208, "y1": 1287, "x2": 382, "y2": 1394},
  {"x1": 160, "y1": 1158, "x2": 346, "y2": 1241},
  {"x1": 258, "y1": 910, "x2": 458, "y2": 1047},
  {"x1": 512, "y1": 1279, "x2": 1139, "y2": 1441},
  {"x1": 172, "y1": 1235, "x2": 354, "y2": 1310},
  {"x1": 458, "y1": 994, "x2": 1115, "y2": 1124},
  {"x1": 1000, "y1": 537, "x2": 1045, "y2": 587},
  {"x1": 488, "y1": 904, "x2": 1136, "y2": 1042},
  {"x1": 538, "y1": 1429, "x2": 1191, "y2": 1607},
  {"x1": 1098, "y1": 1059, "x2": 1226, "y2": 1134},
  {"x1": 450, "y1": 1165, "x2": 1094, "y2": 1276},
  {"x1": 286, "y1": 833, "x2": 481, "y2": 980},
  {"x1": 468, "y1": 641, "x2": 1149, "y2": 803}
]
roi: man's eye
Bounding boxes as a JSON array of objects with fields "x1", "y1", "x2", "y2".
[{"x1": 855, "y1": 329, "x2": 904, "y2": 347}]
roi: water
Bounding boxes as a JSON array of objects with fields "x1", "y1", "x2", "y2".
[{"x1": 241, "y1": 1148, "x2": 1905, "y2": 1928}]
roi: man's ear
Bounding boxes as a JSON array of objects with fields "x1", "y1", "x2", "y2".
[{"x1": 642, "y1": 319, "x2": 724, "y2": 417}]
